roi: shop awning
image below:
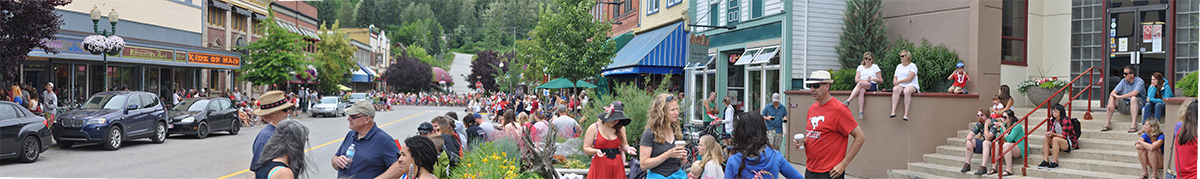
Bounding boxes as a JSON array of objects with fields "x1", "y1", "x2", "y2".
[
  {"x1": 601, "y1": 66, "x2": 684, "y2": 76},
  {"x1": 350, "y1": 63, "x2": 375, "y2": 83},
  {"x1": 208, "y1": 0, "x2": 231, "y2": 11},
  {"x1": 610, "y1": 32, "x2": 635, "y2": 50},
  {"x1": 603, "y1": 22, "x2": 687, "y2": 71},
  {"x1": 686, "y1": 54, "x2": 715, "y2": 70},
  {"x1": 359, "y1": 63, "x2": 379, "y2": 77},
  {"x1": 253, "y1": 13, "x2": 268, "y2": 21},
  {"x1": 233, "y1": 6, "x2": 252, "y2": 16},
  {"x1": 275, "y1": 21, "x2": 321, "y2": 40}
]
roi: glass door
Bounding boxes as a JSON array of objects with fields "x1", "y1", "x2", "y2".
[{"x1": 1107, "y1": 4, "x2": 1170, "y2": 105}]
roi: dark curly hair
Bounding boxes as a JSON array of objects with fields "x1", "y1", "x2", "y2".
[
  {"x1": 405, "y1": 136, "x2": 439, "y2": 173},
  {"x1": 731, "y1": 112, "x2": 770, "y2": 177}
]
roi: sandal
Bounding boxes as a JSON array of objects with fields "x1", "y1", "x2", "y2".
[
  {"x1": 986, "y1": 169, "x2": 998, "y2": 175},
  {"x1": 1100, "y1": 126, "x2": 1112, "y2": 131},
  {"x1": 1002, "y1": 170, "x2": 1013, "y2": 176},
  {"x1": 1128, "y1": 128, "x2": 1139, "y2": 133},
  {"x1": 889, "y1": 114, "x2": 897, "y2": 118}
]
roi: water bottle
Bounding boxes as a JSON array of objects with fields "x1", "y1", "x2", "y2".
[{"x1": 345, "y1": 144, "x2": 356, "y2": 167}]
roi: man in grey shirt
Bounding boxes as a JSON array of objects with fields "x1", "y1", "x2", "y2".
[
  {"x1": 42, "y1": 83, "x2": 58, "y2": 116},
  {"x1": 1104, "y1": 65, "x2": 1146, "y2": 133}
]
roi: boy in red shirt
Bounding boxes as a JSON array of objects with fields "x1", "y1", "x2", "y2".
[
  {"x1": 793, "y1": 70, "x2": 867, "y2": 179},
  {"x1": 947, "y1": 62, "x2": 971, "y2": 94}
]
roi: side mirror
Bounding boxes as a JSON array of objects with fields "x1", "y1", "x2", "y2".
[{"x1": 127, "y1": 104, "x2": 138, "y2": 110}]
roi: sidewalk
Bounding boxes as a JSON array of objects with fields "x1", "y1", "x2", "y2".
[{"x1": 788, "y1": 162, "x2": 866, "y2": 179}]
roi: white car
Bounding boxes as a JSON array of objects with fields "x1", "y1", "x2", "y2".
[{"x1": 311, "y1": 96, "x2": 347, "y2": 117}]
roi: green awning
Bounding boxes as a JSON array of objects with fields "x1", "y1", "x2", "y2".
[
  {"x1": 575, "y1": 80, "x2": 598, "y2": 88},
  {"x1": 610, "y1": 32, "x2": 635, "y2": 51},
  {"x1": 536, "y1": 78, "x2": 576, "y2": 89}
]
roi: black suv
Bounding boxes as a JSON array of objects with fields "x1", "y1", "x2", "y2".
[
  {"x1": 53, "y1": 91, "x2": 169, "y2": 150},
  {"x1": 168, "y1": 97, "x2": 240, "y2": 138}
]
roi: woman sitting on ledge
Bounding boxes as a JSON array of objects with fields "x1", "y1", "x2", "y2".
[
  {"x1": 844, "y1": 52, "x2": 882, "y2": 120},
  {"x1": 890, "y1": 50, "x2": 919, "y2": 121}
]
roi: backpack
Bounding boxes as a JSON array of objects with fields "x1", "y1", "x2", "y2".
[{"x1": 1069, "y1": 118, "x2": 1081, "y2": 148}]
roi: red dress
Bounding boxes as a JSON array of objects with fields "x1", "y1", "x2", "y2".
[{"x1": 588, "y1": 133, "x2": 625, "y2": 179}]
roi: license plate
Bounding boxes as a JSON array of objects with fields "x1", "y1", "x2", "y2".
[{"x1": 168, "y1": 124, "x2": 174, "y2": 129}]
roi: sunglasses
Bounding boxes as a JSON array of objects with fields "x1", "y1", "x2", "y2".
[
  {"x1": 807, "y1": 83, "x2": 826, "y2": 89},
  {"x1": 665, "y1": 95, "x2": 675, "y2": 102},
  {"x1": 900, "y1": 54, "x2": 907, "y2": 58},
  {"x1": 977, "y1": 114, "x2": 986, "y2": 117},
  {"x1": 349, "y1": 114, "x2": 368, "y2": 120},
  {"x1": 864, "y1": 58, "x2": 873, "y2": 61}
]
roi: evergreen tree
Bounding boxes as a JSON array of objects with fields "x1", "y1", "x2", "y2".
[
  {"x1": 833, "y1": 0, "x2": 888, "y2": 69},
  {"x1": 237, "y1": 10, "x2": 308, "y2": 87}
]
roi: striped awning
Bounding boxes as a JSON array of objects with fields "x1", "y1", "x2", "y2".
[{"x1": 602, "y1": 22, "x2": 687, "y2": 74}]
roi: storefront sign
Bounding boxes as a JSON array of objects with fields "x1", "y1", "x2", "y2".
[
  {"x1": 188, "y1": 52, "x2": 240, "y2": 67},
  {"x1": 689, "y1": 34, "x2": 710, "y2": 63},
  {"x1": 122, "y1": 46, "x2": 175, "y2": 61},
  {"x1": 175, "y1": 51, "x2": 189, "y2": 61},
  {"x1": 32, "y1": 39, "x2": 91, "y2": 55}
]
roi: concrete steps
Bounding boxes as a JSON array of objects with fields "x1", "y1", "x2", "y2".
[{"x1": 889, "y1": 107, "x2": 1158, "y2": 179}]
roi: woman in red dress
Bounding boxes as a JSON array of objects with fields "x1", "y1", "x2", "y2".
[{"x1": 583, "y1": 101, "x2": 636, "y2": 179}]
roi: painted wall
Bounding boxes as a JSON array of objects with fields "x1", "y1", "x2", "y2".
[
  {"x1": 789, "y1": 0, "x2": 845, "y2": 79},
  {"x1": 641, "y1": 0, "x2": 687, "y2": 31},
  {"x1": 60, "y1": 0, "x2": 203, "y2": 34},
  {"x1": 1003, "y1": 0, "x2": 1073, "y2": 107}
]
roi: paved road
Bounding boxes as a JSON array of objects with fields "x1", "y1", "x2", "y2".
[
  {"x1": 0, "y1": 105, "x2": 467, "y2": 178},
  {"x1": 449, "y1": 52, "x2": 475, "y2": 93}
]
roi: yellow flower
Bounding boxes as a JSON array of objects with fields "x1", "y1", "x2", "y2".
[{"x1": 482, "y1": 158, "x2": 489, "y2": 163}]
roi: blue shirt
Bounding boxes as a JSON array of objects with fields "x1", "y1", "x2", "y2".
[
  {"x1": 249, "y1": 124, "x2": 276, "y2": 171},
  {"x1": 725, "y1": 147, "x2": 803, "y2": 179},
  {"x1": 1147, "y1": 82, "x2": 1173, "y2": 104},
  {"x1": 761, "y1": 103, "x2": 787, "y2": 133},
  {"x1": 335, "y1": 125, "x2": 399, "y2": 178},
  {"x1": 1115, "y1": 77, "x2": 1147, "y2": 101}
]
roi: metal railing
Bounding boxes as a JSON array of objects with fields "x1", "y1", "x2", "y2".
[{"x1": 991, "y1": 67, "x2": 1102, "y2": 178}]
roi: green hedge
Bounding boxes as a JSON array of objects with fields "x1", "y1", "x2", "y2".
[
  {"x1": 580, "y1": 75, "x2": 676, "y2": 147},
  {"x1": 1178, "y1": 71, "x2": 1198, "y2": 97}
]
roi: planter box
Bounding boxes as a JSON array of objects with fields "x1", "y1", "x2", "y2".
[{"x1": 1025, "y1": 86, "x2": 1065, "y2": 109}]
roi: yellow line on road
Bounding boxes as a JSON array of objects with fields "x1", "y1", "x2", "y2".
[{"x1": 216, "y1": 110, "x2": 430, "y2": 179}]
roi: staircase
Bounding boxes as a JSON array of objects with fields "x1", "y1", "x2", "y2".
[{"x1": 888, "y1": 107, "x2": 1157, "y2": 179}]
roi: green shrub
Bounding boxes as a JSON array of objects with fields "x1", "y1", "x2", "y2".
[
  {"x1": 1178, "y1": 71, "x2": 1198, "y2": 97},
  {"x1": 830, "y1": 68, "x2": 858, "y2": 91},
  {"x1": 451, "y1": 141, "x2": 543, "y2": 179},
  {"x1": 580, "y1": 75, "x2": 676, "y2": 147},
  {"x1": 876, "y1": 38, "x2": 961, "y2": 92}
]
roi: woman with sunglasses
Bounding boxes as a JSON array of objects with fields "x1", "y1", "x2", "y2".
[
  {"x1": 889, "y1": 50, "x2": 919, "y2": 121},
  {"x1": 844, "y1": 52, "x2": 882, "y2": 120},
  {"x1": 583, "y1": 101, "x2": 637, "y2": 179}
]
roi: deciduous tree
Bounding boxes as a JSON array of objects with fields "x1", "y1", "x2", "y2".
[
  {"x1": 0, "y1": 0, "x2": 71, "y2": 79},
  {"x1": 521, "y1": 0, "x2": 615, "y2": 89},
  {"x1": 383, "y1": 50, "x2": 434, "y2": 92},
  {"x1": 237, "y1": 10, "x2": 308, "y2": 87},
  {"x1": 314, "y1": 20, "x2": 357, "y2": 93}
]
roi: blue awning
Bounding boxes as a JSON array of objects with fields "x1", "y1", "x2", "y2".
[
  {"x1": 350, "y1": 73, "x2": 371, "y2": 82},
  {"x1": 350, "y1": 63, "x2": 374, "y2": 83},
  {"x1": 358, "y1": 63, "x2": 379, "y2": 77},
  {"x1": 603, "y1": 22, "x2": 688, "y2": 71},
  {"x1": 601, "y1": 66, "x2": 684, "y2": 76}
]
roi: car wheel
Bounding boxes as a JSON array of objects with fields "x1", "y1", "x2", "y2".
[
  {"x1": 103, "y1": 126, "x2": 122, "y2": 150},
  {"x1": 196, "y1": 121, "x2": 209, "y2": 139},
  {"x1": 229, "y1": 120, "x2": 240, "y2": 135},
  {"x1": 18, "y1": 136, "x2": 40, "y2": 163},
  {"x1": 150, "y1": 122, "x2": 166, "y2": 143}
]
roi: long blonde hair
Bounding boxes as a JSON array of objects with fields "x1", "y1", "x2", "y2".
[
  {"x1": 1141, "y1": 120, "x2": 1163, "y2": 140},
  {"x1": 647, "y1": 93, "x2": 682, "y2": 143},
  {"x1": 690, "y1": 135, "x2": 725, "y2": 173}
]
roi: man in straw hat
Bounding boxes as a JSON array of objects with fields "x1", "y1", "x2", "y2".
[
  {"x1": 793, "y1": 70, "x2": 867, "y2": 179},
  {"x1": 250, "y1": 90, "x2": 295, "y2": 171},
  {"x1": 332, "y1": 100, "x2": 398, "y2": 178}
]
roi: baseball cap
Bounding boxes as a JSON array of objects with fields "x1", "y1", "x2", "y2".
[
  {"x1": 956, "y1": 62, "x2": 965, "y2": 68},
  {"x1": 418, "y1": 122, "x2": 434, "y2": 133}
]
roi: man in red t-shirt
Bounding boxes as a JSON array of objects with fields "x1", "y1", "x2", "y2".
[{"x1": 794, "y1": 70, "x2": 867, "y2": 179}]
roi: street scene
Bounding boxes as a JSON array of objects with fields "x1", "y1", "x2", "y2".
[{"x1": 1, "y1": 0, "x2": 1198, "y2": 179}]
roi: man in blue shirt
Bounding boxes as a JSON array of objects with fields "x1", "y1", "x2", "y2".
[
  {"x1": 332, "y1": 100, "x2": 399, "y2": 178},
  {"x1": 761, "y1": 93, "x2": 788, "y2": 150},
  {"x1": 1104, "y1": 65, "x2": 1146, "y2": 133},
  {"x1": 250, "y1": 90, "x2": 292, "y2": 171}
]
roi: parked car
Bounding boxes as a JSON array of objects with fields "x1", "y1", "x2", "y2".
[
  {"x1": 347, "y1": 93, "x2": 369, "y2": 104},
  {"x1": 53, "y1": 91, "x2": 168, "y2": 150},
  {"x1": 168, "y1": 97, "x2": 240, "y2": 139},
  {"x1": 0, "y1": 101, "x2": 54, "y2": 162},
  {"x1": 311, "y1": 96, "x2": 347, "y2": 117}
]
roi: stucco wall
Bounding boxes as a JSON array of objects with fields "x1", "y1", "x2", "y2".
[
  {"x1": 880, "y1": 0, "x2": 1000, "y2": 109},
  {"x1": 60, "y1": 0, "x2": 203, "y2": 34},
  {"x1": 1004, "y1": 0, "x2": 1074, "y2": 107},
  {"x1": 785, "y1": 91, "x2": 980, "y2": 178}
]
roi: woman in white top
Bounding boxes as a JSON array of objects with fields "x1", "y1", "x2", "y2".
[
  {"x1": 843, "y1": 52, "x2": 882, "y2": 120},
  {"x1": 890, "y1": 50, "x2": 919, "y2": 121}
]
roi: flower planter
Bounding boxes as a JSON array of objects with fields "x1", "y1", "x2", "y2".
[{"x1": 1025, "y1": 86, "x2": 1065, "y2": 109}]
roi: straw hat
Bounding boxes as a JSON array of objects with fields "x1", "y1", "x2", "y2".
[{"x1": 254, "y1": 90, "x2": 294, "y2": 116}]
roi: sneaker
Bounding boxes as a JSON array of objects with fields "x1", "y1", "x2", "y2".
[
  {"x1": 1048, "y1": 162, "x2": 1059, "y2": 169},
  {"x1": 973, "y1": 166, "x2": 988, "y2": 175},
  {"x1": 1037, "y1": 160, "x2": 1050, "y2": 169},
  {"x1": 960, "y1": 163, "x2": 972, "y2": 173}
]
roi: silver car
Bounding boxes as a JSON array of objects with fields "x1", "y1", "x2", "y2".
[{"x1": 311, "y1": 96, "x2": 346, "y2": 117}]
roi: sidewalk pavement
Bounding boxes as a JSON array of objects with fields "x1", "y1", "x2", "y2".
[{"x1": 788, "y1": 162, "x2": 866, "y2": 179}]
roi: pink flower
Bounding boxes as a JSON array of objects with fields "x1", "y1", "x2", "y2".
[{"x1": 1052, "y1": 77, "x2": 1058, "y2": 80}]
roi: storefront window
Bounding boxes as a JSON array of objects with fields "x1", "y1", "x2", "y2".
[
  {"x1": 73, "y1": 64, "x2": 87, "y2": 106},
  {"x1": 146, "y1": 68, "x2": 160, "y2": 96},
  {"x1": 52, "y1": 63, "x2": 70, "y2": 106},
  {"x1": 1001, "y1": 0, "x2": 1027, "y2": 65},
  {"x1": 89, "y1": 65, "x2": 104, "y2": 95}
]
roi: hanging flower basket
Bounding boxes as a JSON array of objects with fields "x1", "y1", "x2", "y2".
[{"x1": 82, "y1": 35, "x2": 126, "y2": 55}]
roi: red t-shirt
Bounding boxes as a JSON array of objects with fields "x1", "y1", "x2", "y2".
[
  {"x1": 951, "y1": 72, "x2": 968, "y2": 87},
  {"x1": 804, "y1": 97, "x2": 858, "y2": 173},
  {"x1": 1177, "y1": 138, "x2": 1197, "y2": 179}
]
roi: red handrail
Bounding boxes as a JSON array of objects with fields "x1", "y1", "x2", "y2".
[{"x1": 990, "y1": 67, "x2": 1102, "y2": 178}]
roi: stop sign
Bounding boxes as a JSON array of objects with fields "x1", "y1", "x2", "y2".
[{"x1": 476, "y1": 82, "x2": 483, "y2": 89}]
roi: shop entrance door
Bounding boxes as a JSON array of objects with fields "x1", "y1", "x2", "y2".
[{"x1": 1106, "y1": 4, "x2": 1170, "y2": 106}]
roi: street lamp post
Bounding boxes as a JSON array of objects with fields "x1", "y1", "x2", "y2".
[{"x1": 91, "y1": 6, "x2": 119, "y2": 91}]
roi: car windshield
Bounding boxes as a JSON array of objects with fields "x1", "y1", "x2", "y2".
[
  {"x1": 349, "y1": 93, "x2": 367, "y2": 100},
  {"x1": 319, "y1": 97, "x2": 339, "y2": 104},
  {"x1": 81, "y1": 95, "x2": 127, "y2": 109},
  {"x1": 172, "y1": 99, "x2": 212, "y2": 112}
]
